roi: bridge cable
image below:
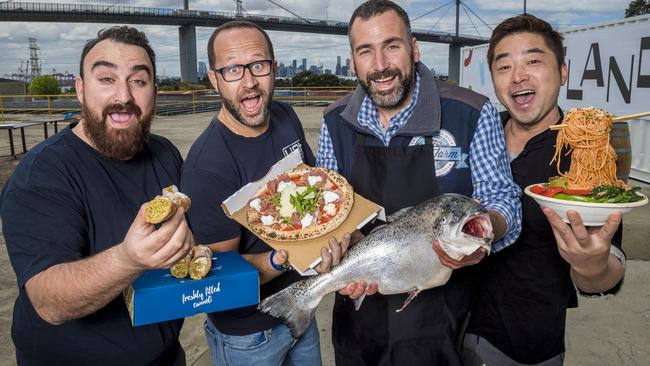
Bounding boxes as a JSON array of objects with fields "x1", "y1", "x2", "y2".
[
  {"x1": 411, "y1": 0, "x2": 456, "y2": 22},
  {"x1": 460, "y1": 0, "x2": 493, "y2": 31},
  {"x1": 266, "y1": 0, "x2": 312, "y2": 24},
  {"x1": 461, "y1": 3, "x2": 481, "y2": 37},
  {"x1": 429, "y1": 3, "x2": 454, "y2": 32}
]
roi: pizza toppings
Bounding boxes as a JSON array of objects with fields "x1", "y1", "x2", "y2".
[
  {"x1": 307, "y1": 175, "x2": 323, "y2": 186},
  {"x1": 278, "y1": 180, "x2": 296, "y2": 193},
  {"x1": 246, "y1": 167, "x2": 354, "y2": 241},
  {"x1": 323, "y1": 191, "x2": 340, "y2": 204},
  {"x1": 249, "y1": 198, "x2": 262, "y2": 212},
  {"x1": 261, "y1": 214, "x2": 275, "y2": 226},
  {"x1": 323, "y1": 203, "x2": 337, "y2": 216},
  {"x1": 301, "y1": 213, "x2": 315, "y2": 228},
  {"x1": 279, "y1": 185, "x2": 298, "y2": 217},
  {"x1": 290, "y1": 185, "x2": 320, "y2": 217}
]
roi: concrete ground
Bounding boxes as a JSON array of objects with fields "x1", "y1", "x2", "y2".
[{"x1": 0, "y1": 108, "x2": 649, "y2": 365}]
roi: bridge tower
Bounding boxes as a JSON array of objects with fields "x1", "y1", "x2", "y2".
[
  {"x1": 179, "y1": 26, "x2": 197, "y2": 82},
  {"x1": 179, "y1": 0, "x2": 197, "y2": 82},
  {"x1": 235, "y1": 0, "x2": 244, "y2": 18},
  {"x1": 28, "y1": 37, "x2": 41, "y2": 79},
  {"x1": 447, "y1": 0, "x2": 461, "y2": 83}
]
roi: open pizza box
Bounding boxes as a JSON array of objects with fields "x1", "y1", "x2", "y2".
[{"x1": 222, "y1": 149, "x2": 385, "y2": 275}]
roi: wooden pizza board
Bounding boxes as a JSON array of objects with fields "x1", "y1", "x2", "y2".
[{"x1": 222, "y1": 149, "x2": 384, "y2": 274}]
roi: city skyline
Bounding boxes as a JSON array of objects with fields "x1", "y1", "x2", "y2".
[{"x1": 0, "y1": 0, "x2": 638, "y2": 80}]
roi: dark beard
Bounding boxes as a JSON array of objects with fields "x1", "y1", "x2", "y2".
[
  {"x1": 220, "y1": 87, "x2": 272, "y2": 129},
  {"x1": 81, "y1": 101, "x2": 152, "y2": 160},
  {"x1": 359, "y1": 61, "x2": 415, "y2": 108}
]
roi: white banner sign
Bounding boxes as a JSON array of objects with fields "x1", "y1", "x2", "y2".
[{"x1": 560, "y1": 17, "x2": 650, "y2": 116}]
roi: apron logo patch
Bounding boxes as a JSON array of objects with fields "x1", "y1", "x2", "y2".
[
  {"x1": 409, "y1": 130, "x2": 469, "y2": 177},
  {"x1": 282, "y1": 140, "x2": 304, "y2": 159}
]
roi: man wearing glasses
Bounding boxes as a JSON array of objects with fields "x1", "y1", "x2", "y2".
[{"x1": 181, "y1": 21, "x2": 348, "y2": 365}]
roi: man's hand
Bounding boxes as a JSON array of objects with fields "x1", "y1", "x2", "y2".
[
  {"x1": 339, "y1": 280, "x2": 379, "y2": 299},
  {"x1": 118, "y1": 204, "x2": 193, "y2": 271},
  {"x1": 314, "y1": 232, "x2": 351, "y2": 273},
  {"x1": 542, "y1": 208, "x2": 621, "y2": 278},
  {"x1": 432, "y1": 240, "x2": 487, "y2": 269},
  {"x1": 23, "y1": 204, "x2": 194, "y2": 325}
]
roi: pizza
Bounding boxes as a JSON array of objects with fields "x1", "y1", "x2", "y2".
[{"x1": 246, "y1": 167, "x2": 354, "y2": 241}]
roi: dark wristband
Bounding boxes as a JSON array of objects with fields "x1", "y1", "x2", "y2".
[{"x1": 269, "y1": 250, "x2": 291, "y2": 272}]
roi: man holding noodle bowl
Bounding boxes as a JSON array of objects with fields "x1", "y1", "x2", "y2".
[{"x1": 463, "y1": 14, "x2": 629, "y2": 366}]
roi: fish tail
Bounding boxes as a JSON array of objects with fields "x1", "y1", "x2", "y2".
[{"x1": 258, "y1": 281, "x2": 317, "y2": 339}]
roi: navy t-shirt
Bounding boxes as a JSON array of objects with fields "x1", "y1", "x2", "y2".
[
  {"x1": 0, "y1": 124, "x2": 184, "y2": 365},
  {"x1": 181, "y1": 101, "x2": 315, "y2": 335}
]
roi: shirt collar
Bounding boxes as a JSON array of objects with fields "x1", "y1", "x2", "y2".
[{"x1": 358, "y1": 71, "x2": 421, "y2": 131}]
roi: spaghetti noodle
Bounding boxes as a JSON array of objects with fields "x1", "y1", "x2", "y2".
[{"x1": 550, "y1": 107, "x2": 625, "y2": 189}]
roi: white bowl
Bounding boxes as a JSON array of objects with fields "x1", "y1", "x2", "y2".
[{"x1": 524, "y1": 184, "x2": 649, "y2": 226}]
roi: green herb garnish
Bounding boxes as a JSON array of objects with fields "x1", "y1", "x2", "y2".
[
  {"x1": 271, "y1": 192, "x2": 282, "y2": 207},
  {"x1": 289, "y1": 185, "x2": 321, "y2": 217},
  {"x1": 590, "y1": 185, "x2": 643, "y2": 203}
]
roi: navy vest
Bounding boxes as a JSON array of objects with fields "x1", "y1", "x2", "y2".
[{"x1": 323, "y1": 76, "x2": 486, "y2": 197}]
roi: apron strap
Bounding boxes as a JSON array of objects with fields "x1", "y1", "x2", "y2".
[{"x1": 354, "y1": 132, "x2": 365, "y2": 146}]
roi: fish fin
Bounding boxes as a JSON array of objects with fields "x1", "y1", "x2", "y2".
[
  {"x1": 395, "y1": 289, "x2": 420, "y2": 313},
  {"x1": 258, "y1": 280, "x2": 318, "y2": 339},
  {"x1": 386, "y1": 206, "x2": 412, "y2": 223},
  {"x1": 352, "y1": 293, "x2": 367, "y2": 311}
]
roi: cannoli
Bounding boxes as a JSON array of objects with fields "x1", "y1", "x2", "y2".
[
  {"x1": 144, "y1": 185, "x2": 191, "y2": 224},
  {"x1": 169, "y1": 251, "x2": 193, "y2": 279},
  {"x1": 188, "y1": 245, "x2": 213, "y2": 280}
]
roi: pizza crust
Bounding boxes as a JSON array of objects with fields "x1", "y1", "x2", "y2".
[{"x1": 246, "y1": 167, "x2": 354, "y2": 241}]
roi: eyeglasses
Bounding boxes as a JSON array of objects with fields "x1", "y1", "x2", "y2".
[{"x1": 212, "y1": 60, "x2": 274, "y2": 82}]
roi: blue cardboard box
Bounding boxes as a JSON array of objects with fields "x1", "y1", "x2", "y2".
[{"x1": 124, "y1": 251, "x2": 259, "y2": 326}]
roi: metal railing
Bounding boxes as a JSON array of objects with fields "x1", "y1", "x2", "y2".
[{"x1": 0, "y1": 87, "x2": 355, "y2": 120}]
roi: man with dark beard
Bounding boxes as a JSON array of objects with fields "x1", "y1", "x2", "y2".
[
  {"x1": 315, "y1": 1, "x2": 521, "y2": 365},
  {"x1": 0, "y1": 26, "x2": 192, "y2": 365},
  {"x1": 181, "y1": 21, "x2": 349, "y2": 365}
]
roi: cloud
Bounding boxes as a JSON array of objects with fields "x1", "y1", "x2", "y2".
[{"x1": 0, "y1": 0, "x2": 638, "y2": 77}]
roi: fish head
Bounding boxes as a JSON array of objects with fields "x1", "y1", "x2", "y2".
[{"x1": 435, "y1": 194, "x2": 494, "y2": 261}]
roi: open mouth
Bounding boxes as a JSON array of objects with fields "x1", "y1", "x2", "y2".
[
  {"x1": 241, "y1": 95, "x2": 261, "y2": 114},
  {"x1": 372, "y1": 75, "x2": 397, "y2": 90},
  {"x1": 462, "y1": 214, "x2": 494, "y2": 244},
  {"x1": 511, "y1": 89, "x2": 535, "y2": 105},
  {"x1": 108, "y1": 111, "x2": 135, "y2": 128}
]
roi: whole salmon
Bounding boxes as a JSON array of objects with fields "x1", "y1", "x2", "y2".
[{"x1": 259, "y1": 193, "x2": 494, "y2": 338}]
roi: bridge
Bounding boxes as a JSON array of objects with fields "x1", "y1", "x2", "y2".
[{"x1": 0, "y1": 1, "x2": 488, "y2": 82}]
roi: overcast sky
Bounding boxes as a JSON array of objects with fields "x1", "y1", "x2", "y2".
[{"x1": 0, "y1": 0, "x2": 636, "y2": 78}]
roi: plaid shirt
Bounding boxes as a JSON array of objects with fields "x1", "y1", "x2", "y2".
[{"x1": 316, "y1": 74, "x2": 521, "y2": 251}]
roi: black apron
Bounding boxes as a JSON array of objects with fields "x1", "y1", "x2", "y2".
[
  {"x1": 467, "y1": 111, "x2": 582, "y2": 363},
  {"x1": 332, "y1": 133, "x2": 472, "y2": 366}
]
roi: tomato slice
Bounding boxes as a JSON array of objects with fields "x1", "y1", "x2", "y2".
[
  {"x1": 530, "y1": 185, "x2": 563, "y2": 197},
  {"x1": 281, "y1": 223, "x2": 301, "y2": 231},
  {"x1": 530, "y1": 185, "x2": 547, "y2": 195},
  {"x1": 543, "y1": 187, "x2": 564, "y2": 197}
]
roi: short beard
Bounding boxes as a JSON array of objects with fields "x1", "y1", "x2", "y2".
[
  {"x1": 358, "y1": 61, "x2": 415, "y2": 108},
  {"x1": 220, "y1": 86, "x2": 273, "y2": 129},
  {"x1": 81, "y1": 101, "x2": 152, "y2": 160}
]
